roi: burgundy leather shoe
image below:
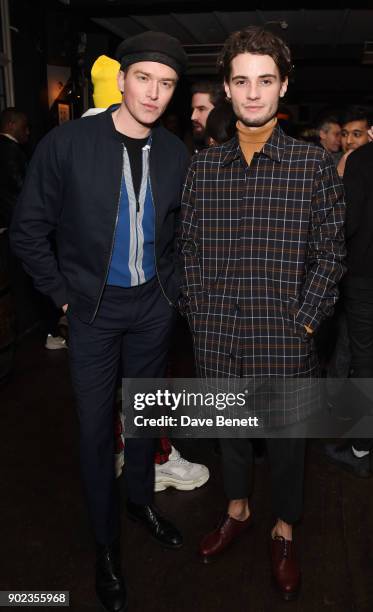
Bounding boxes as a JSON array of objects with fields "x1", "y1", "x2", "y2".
[
  {"x1": 271, "y1": 537, "x2": 301, "y2": 600},
  {"x1": 199, "y1": 513, "x2": 252, "y2": 563}
]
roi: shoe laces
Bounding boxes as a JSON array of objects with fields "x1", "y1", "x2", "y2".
[
  {"x1": 275, "y1": 536, "x2": 290, "y2": 558},
  {"x1": 283, "y1": 539, "x2": 289, "y2": 558},
  {"x1": 169, "y1": 447, "x2": 188, "y2": 465},
  {"x1": 171, "y1": 454, "x2": 190, "y2": 466}
]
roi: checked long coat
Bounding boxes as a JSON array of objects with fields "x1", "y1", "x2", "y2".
[{"x1": 179, "y1": 124, "x2": 346, "y2": 396}]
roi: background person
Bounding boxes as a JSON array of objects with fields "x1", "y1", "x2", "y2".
[
  {"x1": 0, "y1": 108, "x2": 29, "y2": 228},
  {"x1": 205, "y1": 101, "x2": 236, "y2": 146},
  {"x1": 189, "y1": 80, "x2": 225, "y2": 152},
  {"x1": 325, "y1": 142, "x2": 373, "y2": 477},
  {"x1": 337, "y1": 106, "x2": 372, "y2": 177},
  {"x1": 316, "y1": 112, "x2": 342, "y2": 165}
]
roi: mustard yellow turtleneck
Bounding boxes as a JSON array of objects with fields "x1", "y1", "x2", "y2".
[{"x1": 237, "y1": 117, "x2": 277, "y2": 166}]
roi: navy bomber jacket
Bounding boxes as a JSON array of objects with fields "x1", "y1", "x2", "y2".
[{"x1": 10, "y1": 108, "x2": 189, "y2": 323}]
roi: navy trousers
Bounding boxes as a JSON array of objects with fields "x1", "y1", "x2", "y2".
[
  {"x1": 67, "y1": 278, "x2": 175, "y2": 544},
  {"x1": 344, "y1": 277, "x2": 373, "y2": 453}
]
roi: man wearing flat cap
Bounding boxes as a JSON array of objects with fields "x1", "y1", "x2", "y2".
[{"x1": 11, "y1": 31, "x2": 189, "y2": 612}]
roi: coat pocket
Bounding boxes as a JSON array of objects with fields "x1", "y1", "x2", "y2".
[
  {"x1": 185, "y1": 291, "x2": 211, "y2": 334},
  {"x1": 281, "y1": 296, "x2": 311, "y2": 342}
]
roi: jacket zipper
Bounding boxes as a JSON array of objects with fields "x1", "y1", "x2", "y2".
[
  {"x1": 90, "y1": 143, "x2": 124, "y2": 323},
  {"x1": 149, "y1": 175, "x2": 174, "y2": 307},
  {"x1": 135, "y1": 200, "x2": 140, "y2": 285}
]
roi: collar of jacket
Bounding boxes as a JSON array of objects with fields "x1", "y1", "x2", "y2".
[
  {"x1": 103, "y1": 104, "x2": 162, "y2": 143},
  {"x1": 220, "y1": 123, "x2": 287, "y2": 167}
]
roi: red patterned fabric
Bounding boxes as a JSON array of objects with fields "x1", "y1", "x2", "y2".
[{"x1": 154, "y1": 437, "x2": 172, "y2": 464}]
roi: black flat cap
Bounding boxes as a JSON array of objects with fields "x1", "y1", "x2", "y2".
[{"x1": 116, "y1": 31, "x2": 188, "y2": 77}]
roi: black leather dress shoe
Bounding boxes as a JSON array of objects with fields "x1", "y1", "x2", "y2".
[
  {"x1": 126, "y1": 501, "x2": 183, "y2": 549},
  {"x1": 96, "y1": 539, "x2": 127, "y2": 612}
]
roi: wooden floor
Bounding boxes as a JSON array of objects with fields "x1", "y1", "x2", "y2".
[{"x1": 1, "y1": 323, "x2": 373, "y2": 612}]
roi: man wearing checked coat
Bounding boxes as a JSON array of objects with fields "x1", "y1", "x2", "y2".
[{"x1": 179, "y1": 27, "x2": 346, "y2": 600}]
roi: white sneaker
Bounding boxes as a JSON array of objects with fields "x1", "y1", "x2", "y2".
[
  {"x1": 154, "y1": 446, "x2": 210, "y2": 492},
  {"x1": 45, "y1": 334, "x2": 67, "y2": 350}
]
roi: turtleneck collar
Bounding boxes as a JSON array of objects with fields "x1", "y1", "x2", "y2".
[
  {"x1": 236, "y1": 117, "x2": 277, "y2": 166},
  {"x1": 236, "y1": 117, "x2": 277, "y2": 144}
]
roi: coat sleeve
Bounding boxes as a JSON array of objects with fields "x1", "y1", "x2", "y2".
[
  {"x1": 177, "y1": 158, "x2": 204, "y2": 315},
  {"x1": 10, "y1": 128, "x2": 68, "y2": 308},
  {"x1": 172, "y1": 146, "x2": 190, "y2": 293},
  {"x1": 295, "y1": 152, "x2": 346, "y2": 332}
]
